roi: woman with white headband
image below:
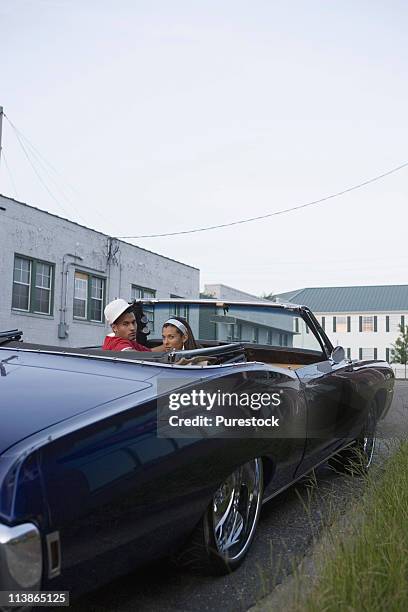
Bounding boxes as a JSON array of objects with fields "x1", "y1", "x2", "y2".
[{"x1": 162, "y1": 316, "x2": 199, "y2": 352}]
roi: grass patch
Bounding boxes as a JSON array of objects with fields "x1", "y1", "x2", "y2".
[{"x1": 296, "y1": 440, "x2": 408, "y2": 612}]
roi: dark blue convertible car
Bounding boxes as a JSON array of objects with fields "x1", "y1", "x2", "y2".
[{"x1": 0, "y1": 300, "x2": 394, "y2": 600}]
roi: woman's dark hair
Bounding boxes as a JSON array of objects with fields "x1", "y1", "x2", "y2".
[{"x1": 162, "y1": 316, "x2": 200, "y2": 350}]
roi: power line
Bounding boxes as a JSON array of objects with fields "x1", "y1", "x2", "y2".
[
  {"x1": 6, "y1": 115, "x2": 86, "y2": 205},
  {"x1": 5, "y1": 111, "x2": 407, "y2": 240},
  {"x1": 6, "y1": 118, "x2": 89, "y2": 223},
  {"x1": 11, "y1": 127, "x2": 87, "y2": 222},
  {"x1": 5, "y1": 116, "x2": 76, "y2": 191},
  {"x1": 119, "y1": 160, "x2": 408, "y2": 239},
  {"x1": 4, "y1": 114, "x2": 124, "y2": 234}
]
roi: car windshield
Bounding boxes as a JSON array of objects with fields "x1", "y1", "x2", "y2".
[{"x1": 143, "y1": 301, "x2": 324, "y2": 354}]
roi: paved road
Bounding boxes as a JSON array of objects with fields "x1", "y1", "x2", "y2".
[{"x1": 70, "y1": 381, "x2": 408, "y2": 612}]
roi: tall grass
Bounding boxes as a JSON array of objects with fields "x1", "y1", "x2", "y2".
[{"x1": 298, "y1": 440, "x2": 408, "y2": 611}]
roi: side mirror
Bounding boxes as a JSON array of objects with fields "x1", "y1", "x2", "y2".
[{"x1": 330, "y1": 345, "x2": 345, "y2": 364}]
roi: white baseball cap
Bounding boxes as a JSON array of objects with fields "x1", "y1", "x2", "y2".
[{"x1": 104, "y1": 298, "x2": 131, "y2": 325}]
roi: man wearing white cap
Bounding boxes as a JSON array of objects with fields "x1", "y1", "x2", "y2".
[{"x1": 102, "y1": 298, "x2": 153, "y2": 352}]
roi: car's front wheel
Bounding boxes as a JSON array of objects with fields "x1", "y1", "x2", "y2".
[{"x1": 176, "y1": 457, "x2": 264, "y2": 574}]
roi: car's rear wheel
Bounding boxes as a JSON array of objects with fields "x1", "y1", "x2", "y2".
[
  {"x1": 176, "y1": 457, "x2": 264, "y2": 574},
  {"x1": 329, "y1": 403, "x2": 377, "y2": 474}
]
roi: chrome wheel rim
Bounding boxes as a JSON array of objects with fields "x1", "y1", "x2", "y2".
[{"x1": 212, "y1": 458, "x2": 262, "y2": 561}]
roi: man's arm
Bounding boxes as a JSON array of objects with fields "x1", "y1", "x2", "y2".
[{"x1": 151, "y1": 344, "x2": 165, "y2": 352}]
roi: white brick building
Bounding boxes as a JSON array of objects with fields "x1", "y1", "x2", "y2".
[
  {"x1": 276, "y1": 285, "x2": 408, "y2": 376},
  {"x1": 0, "y1": 194, "x2": 200, "y2": 346}
]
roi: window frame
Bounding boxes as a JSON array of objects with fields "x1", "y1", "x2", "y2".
[
  {"x1": 169, "y1": 295, "x2": 190, "y2": 321},
  {"x1": 279, "y1": 332, "x2": 288, "y2": 347},
  {"x1": 360, "y1": 315, "x2": 377, "y2": 333},
  {"x1": 335, "y1": 315, "x2": 349, "y2": 333},
  {"x1": 360, "y1": 347, "x2": 377, "y2": 360},
  {"x1": 12, "y1": 254, "x2": 54, "y2": 316},
  {"x1": 73, "y1": 270, "x2": 106, "y2": 323},
  {"x1": 89, "y1": 275, "x2": 105, "y2": 323}
]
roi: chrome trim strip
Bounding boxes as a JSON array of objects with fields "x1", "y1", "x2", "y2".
[
  {"x1": 262, "y1": 441, "x2": 356, "y2": 505},
  {"x1": 0, "y1": 346, "x2": 256, "y2": 369},
  {"x1": 46, "y1": 531, "x2": 61, "y2": 579},
  {"x1": 131, "y1": 298, "x2": 301, "y2": 309}
]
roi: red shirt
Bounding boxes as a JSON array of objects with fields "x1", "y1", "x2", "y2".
[{"x1": 102, "y1": 336, "x2": 151, "y2": 352}]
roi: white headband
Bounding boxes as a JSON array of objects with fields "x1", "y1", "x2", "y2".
[{"x1": 164, "y1": 318, "x2": 188, "y2": 335}]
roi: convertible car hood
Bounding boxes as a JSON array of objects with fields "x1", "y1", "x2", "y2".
[{"x1": 0, "y1": 348, "x2": 153, "y2": 456}]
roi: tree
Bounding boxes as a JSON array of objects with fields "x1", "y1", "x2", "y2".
[
  {"x1": 390, "y1": 323, "x2": 408, "y2": 379},
  {"x1": 261, "y1": 292, "x2": 276, "y2": 301}
]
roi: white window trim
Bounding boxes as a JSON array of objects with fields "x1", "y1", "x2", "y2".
[{"x1": 33, "y1": 265, "x2": 53, "y2": 315}]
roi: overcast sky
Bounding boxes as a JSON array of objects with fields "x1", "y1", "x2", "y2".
[{"x1": 1, "y1": 0, "x2": 408, "y2": 296}]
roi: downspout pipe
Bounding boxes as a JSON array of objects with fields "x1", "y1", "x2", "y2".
[
  {"x1": 59, "y1": 255, "x2": 107, "y2": 339},
  {"x1": 59, "y1": 254, "x2": 83, "y2": 339}
]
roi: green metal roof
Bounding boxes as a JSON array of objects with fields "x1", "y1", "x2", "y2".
[{"x1": 276, "y1": 285, "x2": 408, "y2": 313}]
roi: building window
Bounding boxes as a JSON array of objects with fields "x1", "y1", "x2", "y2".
[
  {"x1": 228, "y1": 323, "x2": 242, "y2": 342},
  {"x1": 279, "y1": 333, "x2": 288, "y2": 347},
  {"x1": 73, "y1": 271, "x2": 105, "y2": 322},
  {"x1": 12, "y1": 255, "x2": 54, "y2": 315},
  {"x1": 386, "y1": 348, "x2": 390, "y2": 362},
  {"x1": 131, "y1": 285, "x2": 156, "y2": 330},
  {"x1": 360, "y1": 348, "x2": 376, "y2": 360},
  {"x1": 346, "y1": 348, "x2": 351, "y2": 359},
  {"x1": 227, "y1": 324, "x2": 237, "y2": 342},
  {"x1": 90, "y1": 277, "x2": 104, "y2": 322},
  {"x1": 73, "y1": 272, "x2": 88, "y2": 319},
  {"x1": 294, "y1": 318, "x2": 299, "y2": 333},
  {"x1": 12, "y1": 256, "x2": 31, "y2": 311},
  {"x1": 253, "y1": 327, "x2": 259, "y2": 343},
  {"x1": 360, "y1": 316, "x2": 377, "y2": 332},
  {"x1": 267, "y1": 330, "x2": 273, "y2": 345},
  {"x1": 386, "y1": 316, "x2": 390, "y2": 332},
  {"x1": 335, "y1": 316, "x2": 350, "y2": 333},
  {"x1": 131, "y1": 285, "x2": 156, "y2": 300},
  {"x1": 390, "y1": 315, "x2": 404, "y2": 333},
  {"x1": 170, "y1": 295, "x2": 190, "y2": 321}
]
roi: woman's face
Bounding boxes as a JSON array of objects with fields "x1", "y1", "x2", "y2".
[{"x1": 162, "y1": 324, "x2": 187, "y2": 351}]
